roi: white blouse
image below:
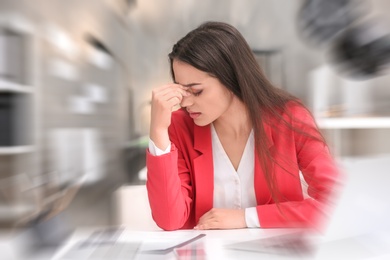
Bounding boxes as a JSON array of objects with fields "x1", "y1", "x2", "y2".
[
  {"x1": 210, "y1": 124, "x2": 260, "y2": 227},
  {"x1": 148, "y1": 124, "x2": 260, "y2": 228}
]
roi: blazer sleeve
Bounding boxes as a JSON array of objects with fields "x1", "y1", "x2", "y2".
[
  {"x1": 256, "y1": 104, "x2": 342, "y2": 230},
  {"x1": 146, "y1": 118, "x2": 193, "y2": 231}
]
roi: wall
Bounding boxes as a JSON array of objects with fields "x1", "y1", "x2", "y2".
[
  {"x1": 126, "y1": 0, "x2": 321, "y2": 134},
  {"x1": 1, "y1": 0, "x2": 390, "y2": 227},
  {"x1": 0, "y1": 0, "x2": 134, "y2": 227},
  {"x1": 1, "y1": 0, "x2": 133, "y2": 176},
  {"x1": 125, "y1": 0, "x2": 390, "y2": 157}
]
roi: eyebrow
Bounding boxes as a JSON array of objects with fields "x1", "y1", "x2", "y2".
[{"x1": 176, "y1": 82, "x2": 202, "y2": 88}]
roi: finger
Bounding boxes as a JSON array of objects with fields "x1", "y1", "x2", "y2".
[
  {"x1": 155, "y1": 83, "x2": 181, "y2": 91},
  {"x1": 153, "y1": 83, "x2": 188, "y2": 95},
  {"x1": 152, "y1": 93, "x2": 181, "y2": 109},
  {"x1": 194, "y1": 223, "x2": 207, "y2": 230},
  {"x1": 165, "y1": 90, "x2": 189, "y2": 101},
  {"x1": 195, "y1": 220, "x2": 218, "y2": 230},
  {"x1": 162, "y1": 88, "x2": 190, "y2": 99},
  {"x1": 196, "y1": 213, "x2": 215, "y2": 228},
  {"x1": 154, "y1": 89, "x2": 188, "y2": 103},
  {"x1": 167, "y1": 96, "x2": 182, "y2": 108},
  {"x1": 197, "y1": 212, "x2": 211, "y2": 224}
]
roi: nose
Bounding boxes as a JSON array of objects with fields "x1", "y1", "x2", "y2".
[{"x1": 180, "y1": 94, "x2": 194, "y2": 108}]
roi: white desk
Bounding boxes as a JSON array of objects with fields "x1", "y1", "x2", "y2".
[
  {"x1": 50, "y1": 226, "x2": 390, "y2": 260},
  {"x1": 52, "y1": 228, "x2": 311, "y2": 260}
]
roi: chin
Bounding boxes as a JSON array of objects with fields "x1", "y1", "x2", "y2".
[{"x1": 193, "y1": 119, "x2": 211, "y2": 127}]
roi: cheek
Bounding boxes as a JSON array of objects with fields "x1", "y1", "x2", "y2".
[
  {"x1": 196, "y1": 88, "x2": 232, "y2": 118},
  {"x1": 217, "y1": 92, "x2": 233, "y2": 110},
  {"x1": 206, "y1": 98, "x2": 230, "y2": 119}
]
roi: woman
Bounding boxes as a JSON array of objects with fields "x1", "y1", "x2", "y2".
[{"x1": 146, "y1": 21, "x2": 340, "y2": 231}]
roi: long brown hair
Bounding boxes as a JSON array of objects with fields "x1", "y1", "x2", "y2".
[{"x1": 168, "y1": 21, "x2": 324, "y2": 204}]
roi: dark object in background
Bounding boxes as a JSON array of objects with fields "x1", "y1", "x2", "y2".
[
  {"x1": 124, "y1": 146, "x2": 146, "y2": 183},
  {"x1": 26, "y1": 209, "x2": 72, "y2": 249},
  {"x1": 0, "y1": 92, "x2": 31, "y2": 146},
  {"x1": 0, "y1": 93, "x2": 13, "y2": 146},
  {"x1": 297, "y1": 0, "x2": 365, "y2": 46},
  {"x1": 85, "y1": 34, "x2": 112, "y2": 56},
  {"x1": 14, "y1": 211, "x2": 73, "y2": 259},
  {"x1": 297, "y1": 0, "x2": 390, "y2": 79},
  {"x1": 123, "y1": 135, "x2": 148, "y2": 184},
  {"x1": 331, "y1": 21, "x2": 390, "y2": 79}
]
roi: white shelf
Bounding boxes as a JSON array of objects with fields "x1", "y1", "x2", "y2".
[
  {"x1": 0, "y1": 12, "x2": 35, "y2": 34},
  {"x1": 0, "y1": 146, "x2": 34, "y2": 155},
  {"x1": 316, "y1": 116, "x2": 390, "y2": 129},
  {"x1": 0, "y1": 204, "x2": 35, "y2": 221},
  {"x1": 0, "y1": 79, "x2": 33, "y2": 93}
]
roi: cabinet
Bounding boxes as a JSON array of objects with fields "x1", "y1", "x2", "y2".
[
  {"x1": 316, "y1": 116, "x2": 390, "y2": 158},
  {"x1": 0, "y1": 13, "x2": 41, "y2": 226},
  {"x1": 309, "y1": 64, "x2": 390, "y2": 158}
]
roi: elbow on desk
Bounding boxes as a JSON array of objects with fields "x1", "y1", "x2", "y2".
[
  {"x1": 151, "y1": 213, "x2": 187, "y2": 231},
  {"x1": 146, "y1": 182, "x2": 193, "y2": 231},
  {"x1": 147, "y1": 196, "x2": 187, "y2": 231},
  {"x1": 149, "y1": 202, "x2": 193, "y2": 231}
]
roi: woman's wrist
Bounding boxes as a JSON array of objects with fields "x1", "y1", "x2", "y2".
[{"x1": 150, "y1": 128, "x2": 170, "y2": 151}]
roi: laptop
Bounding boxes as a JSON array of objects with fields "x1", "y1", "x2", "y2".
[{"x1": 226, "y1": 155, "x2": 390, "y2": 259}]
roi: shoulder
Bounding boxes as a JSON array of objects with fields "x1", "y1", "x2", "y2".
[
  {"x1": 284, "y1": 100, "x2": 312, "y2": 117},
  {"x1": 265, "y1": 100, "x2": 311, "y2": 121},
  {"x1": 265, "y1": 100, "x2": 317, "y2": 132},
  {"x1": 279, "y1": 100, "x2": 316, "y2": 125},
  {"x1": 282, "y1": 100, "x2": 321, "y2": 138}
]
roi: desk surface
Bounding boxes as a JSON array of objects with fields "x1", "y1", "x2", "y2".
[{"x1": 51, "y1": 227, "x2": 390, "y2": 260}]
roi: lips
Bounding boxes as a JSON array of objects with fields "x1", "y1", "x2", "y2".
[{"x1": 188, "y1": 111, "x2": 201, "y2": 119}]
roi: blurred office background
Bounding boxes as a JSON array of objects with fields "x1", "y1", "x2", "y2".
[{"x1": 0, "y1": 0, "x2": 390, "y2": 244}]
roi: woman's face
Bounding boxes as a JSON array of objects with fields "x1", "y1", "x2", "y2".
[{"x1": 173, "y1": 60, "x2": 234, "y2": 126}]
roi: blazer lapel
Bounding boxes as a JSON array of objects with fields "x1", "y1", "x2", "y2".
[
  {"x1": 193, "y1": 124, "x2": 214, "y2": 222},
  {"x1": 191, "y1": 121, "x2": 274, "y2": 220}
]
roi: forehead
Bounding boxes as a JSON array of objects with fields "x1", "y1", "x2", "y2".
[{"x1": 172, "y1": 60, "x2": 211, "y2": 85}]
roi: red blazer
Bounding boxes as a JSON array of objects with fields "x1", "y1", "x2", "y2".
[{"x1": 146, "y1": 102, "x2": 340, "y2": 231}]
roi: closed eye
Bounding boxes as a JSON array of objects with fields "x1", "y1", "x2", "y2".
[{"x1": 192, "y1": 90, "x2": 203, "y2": 96}]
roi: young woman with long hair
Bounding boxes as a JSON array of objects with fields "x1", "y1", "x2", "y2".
[{"x1": 146, "y1": 21, "x2": 340, "y2": 231}]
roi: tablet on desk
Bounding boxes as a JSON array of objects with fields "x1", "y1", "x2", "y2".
[
  {"x1": 60, "y1": 241, "x2": 141, "y2": 260},
  {"x1": 56, "y1": 229, "x2": 206, "y2": 259},
  {"x1": 57, "y1": 227, "x2": 141, "y2": 260},
  {"x1": 225, "y1": 231, "x2": 316, "y2": 258},
  {"x1": 140, "y1": 233, "x2": 206, "y2": 254}
]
